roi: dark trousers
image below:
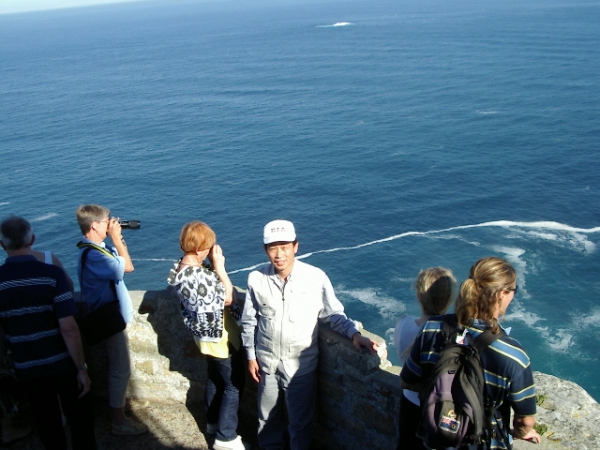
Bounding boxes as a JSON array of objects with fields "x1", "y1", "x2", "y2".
[
  {"x1": 397, "y1": 391, "x2": 426, "y2": 450},
  {"x1": 205, "y1": 344, "x2": 246, "y2": 442},
  {"x1": 23, "y1": 370, "x2": 96, "y2": 450}
]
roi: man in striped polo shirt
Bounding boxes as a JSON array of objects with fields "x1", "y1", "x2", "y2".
[{"x1": 0, "y1": 216, "x2": 96, "y2": 449}]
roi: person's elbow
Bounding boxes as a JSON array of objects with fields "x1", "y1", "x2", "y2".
[
  {"x1": 59, "y1": 316, "x2": 80, "y2": 336},
  {"x1": 398, "y1": 373, "x2": 422, "y2": 391}
]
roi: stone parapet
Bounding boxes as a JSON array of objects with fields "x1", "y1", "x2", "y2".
[{"x1": 81, "y1": 290, "x2": 598, "y2": 450}]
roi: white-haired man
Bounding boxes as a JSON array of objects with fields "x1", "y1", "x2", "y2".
[{"x1": 0, "y1": 216, "x2": 96, "y2": 449}]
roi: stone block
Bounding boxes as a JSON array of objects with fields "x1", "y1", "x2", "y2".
[
  {"x1": 317, "y1": 377, "x2": 347, "y2": 403},
  {"x1": 351, "y1": 401, "x2": 396, "y2": 435}
]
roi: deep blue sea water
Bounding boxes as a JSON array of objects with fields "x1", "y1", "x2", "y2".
[{"x1": 1, "y1": 0, "x2": 599, "y2": 400}]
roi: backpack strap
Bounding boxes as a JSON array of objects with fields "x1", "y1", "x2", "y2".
[
  {"x1": 473, "y1": 327, "x2": 505, "y2": 354},
  {"x1": 471, "y1": 326, "x2": 507, "y2": 444},
  {"x1": 441, "y1": 313, "x2": 506, "y2": 351}
]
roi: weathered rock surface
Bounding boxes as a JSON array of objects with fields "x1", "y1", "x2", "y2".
[{"x1": 512, "y1": 372, "x2": 600, "y2": 450}]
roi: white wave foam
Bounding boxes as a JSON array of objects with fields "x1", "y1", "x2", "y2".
[
  {"x1": 476, "y1": 110, "x2": 498, "y2": 115},
  {"x1": 31, "y1": 213, "x2": 58, "y2": 222},
  {"x1": 545, "y1": 329, "x2": 574, "y2": 352},
  {"x1": 317, "y1": 22, "x2": 354, "y2": 28},
  {"x1": 506, "y1": 305, "x2": 574, "y2": 352},
  {"x1": 505, "y1": 307, "x2": 543, "y2": 327},
  {"x1": 228, "y1": 262, "x2": 269, "y2": 275},
  {"x1": 391, "y1": 276, "x2": 415, "y2": 284},
  {"x1": 337, "y1": 287, "x2": 405, "y2": 319},
  {"x1": 490, "y1": 245, "x2": 530, "y2": 297},
  {"x1": 492, "y1": 246, "x2": 525, "y2": 259},
  {"x1": 580, "y1": 308, "x2": 600, "y2": 328},
  {"x1": 0, "y1": 202, "x2": 9, "y2": 207},
  {"x1": 469, "y1": 220, "x2": 600, "y2": 234},
  {"x1": 520, "y1": 231, "x2": 559, "y2": 241},
  {"x1": 506, "y1": 228, "x2": 596, "y2": 254}
]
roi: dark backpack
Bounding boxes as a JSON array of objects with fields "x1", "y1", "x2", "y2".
[{"x1": 418, "y1": 315, "x2": 505, "y2": 449}]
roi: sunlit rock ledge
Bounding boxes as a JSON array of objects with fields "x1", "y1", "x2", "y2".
[{"x1": 81, "y1": 290, "x2": 599, "y2": 450}]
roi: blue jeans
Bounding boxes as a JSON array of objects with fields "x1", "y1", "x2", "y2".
[{"x1": 205, "y1": 344, "x2": 245, "y2": 442}]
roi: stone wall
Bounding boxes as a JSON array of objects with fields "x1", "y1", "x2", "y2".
[{"x1": 84, "y1": 290, "x2": 599, "y2": 450}]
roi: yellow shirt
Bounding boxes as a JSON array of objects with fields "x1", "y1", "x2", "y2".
[{"x1": 197, "y1": 306, "x2": 241, "y2": 358}]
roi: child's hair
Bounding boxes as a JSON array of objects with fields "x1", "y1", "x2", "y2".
[
  {"x1": 415, "y1": 267, "x2": 457, "y2": 316},
  {"x1": 399, "y1": 267, "x2": 457, "y2": 362}
]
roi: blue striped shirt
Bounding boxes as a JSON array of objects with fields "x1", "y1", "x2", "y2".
[{"x1": 0, "y1": 255, "x2": 77, "y2": 380}]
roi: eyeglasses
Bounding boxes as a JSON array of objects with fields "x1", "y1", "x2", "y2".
[{"x1": 507, "y1": 285, "x2": 519, "y2": 294}]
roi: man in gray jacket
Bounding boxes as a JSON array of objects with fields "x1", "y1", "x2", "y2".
[{"x1": 241, "y1": 220, "x2": 378, "y2": 450}]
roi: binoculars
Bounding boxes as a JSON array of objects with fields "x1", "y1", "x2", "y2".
[{"x1": 119, "y1": 220, "x2": 141, "y2": 229}]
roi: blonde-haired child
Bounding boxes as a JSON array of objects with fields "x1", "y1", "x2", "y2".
[{"x1": 393, "y1": 267, "x2": 456, "y2": 450}]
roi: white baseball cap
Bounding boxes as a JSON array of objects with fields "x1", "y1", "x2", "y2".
[{"x1": 263, "y1": 220, "x2": 296, "y2": 245}]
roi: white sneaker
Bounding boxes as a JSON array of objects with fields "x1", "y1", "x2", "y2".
[
  {"x1": 213, "y1": 435, "x2": 249, "y2": 450},
  {"x1": 206, "y1": 423, "x2": 218, "y2": 434}
]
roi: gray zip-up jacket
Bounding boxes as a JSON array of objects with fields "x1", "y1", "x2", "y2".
[{"x1": 241, "y1": 259, "x2": 359, "y2": 377}]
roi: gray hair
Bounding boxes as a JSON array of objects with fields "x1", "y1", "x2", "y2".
[
  {"x1": 0, "y1": 216, "x2": 34, "y2": 250},
  {"x1": 76, "y1": 204, "x2": 110, "y2": 234}
]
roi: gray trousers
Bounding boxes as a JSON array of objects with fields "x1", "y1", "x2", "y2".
[
  {"x1": 257, "y1": 361, "x2": 317, "y2": 450},
  {"x1": 104, "y1": 329, "x2": 131, "y2": 409}
]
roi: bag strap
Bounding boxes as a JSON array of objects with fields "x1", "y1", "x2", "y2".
[
  {"x1": 77, "y1": 242, "x2": 118, "y2": 304},
  {"x1": 77, "y1": 241, "x2": 115, "y2": 258}
]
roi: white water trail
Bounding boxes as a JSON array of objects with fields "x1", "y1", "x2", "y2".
[{"x1": 228, "y1": 220, "x2": 599, "y2": 274}]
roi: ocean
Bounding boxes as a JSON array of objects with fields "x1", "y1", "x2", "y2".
[{"x1": 1, "y1": 0, "x2": 599, "y2": 400}]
